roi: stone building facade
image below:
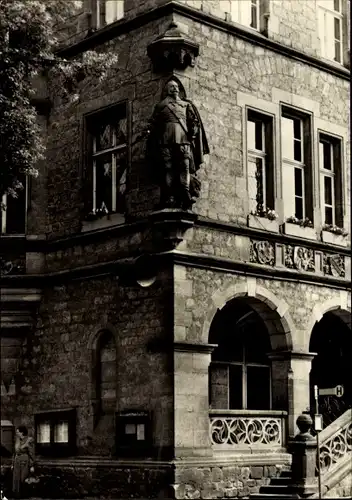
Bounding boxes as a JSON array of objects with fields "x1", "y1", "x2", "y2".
[{"x1": 1, "y1": 0, "x2": 351, "y2": 498}]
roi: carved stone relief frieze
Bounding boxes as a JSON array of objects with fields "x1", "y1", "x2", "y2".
[
  {"x1": 293, "y1": 247, "x2": 315, "y2": 272},
  {"x1": 284, "y1": 246, "x2": 315, "y2": 272},
  {"x1": 323, "y1": 253, "x2": 345, "y2": 278},
  {"x1": 250, "y1": 240, "x2": 275, "y2": 266}
]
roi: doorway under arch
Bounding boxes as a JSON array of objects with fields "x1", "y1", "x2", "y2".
[{"x1": 309, "y1": 310, "x2": 352, "y2": 427}]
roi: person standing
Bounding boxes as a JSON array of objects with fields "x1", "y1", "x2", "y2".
[{"x1": 12, "y1": 426, "x2": 35, "y2": 499}]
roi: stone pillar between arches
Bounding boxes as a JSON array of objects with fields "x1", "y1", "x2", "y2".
[
  {"x1": 269, "y1": 351, "x2": 316, "y2": 438},
  {"x1": 173, "y1": 342, "x2": 216, "y2": 458}
]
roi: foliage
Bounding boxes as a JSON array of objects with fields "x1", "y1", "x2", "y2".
[
  {"x1": 0, "y1": 0, "x2": 118, "y2": 198},
  {"x1": 286, "y1": 216, "x2": 314, "y2": 228},
  {"x1": 322, "y1": 224, "x2": 348, "y2": 237},
  {"x1": 251, "y1": 208, "x2": 278, "y2": 221}
]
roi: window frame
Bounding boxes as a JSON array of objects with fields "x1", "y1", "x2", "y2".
[
  {"x1": 0, "y1": 177, "x2": 28, "y2": 235},
  {"x1": 281, "y1": 106, "x2": 313, "y2": 222},
  {"x1": 34, "y1": 409, "x2": 76, "y2": 457},
  {"x1": 83, "y1": 100, "x2": 130, "y2": 220},
  {"x1": 210, "y1": 358, "x2": 272, "y2": 411},
  {"x1": 246, "y1": 107, "x2": 275, "y2": 215},
  {"x1": 219, "y1": 0, "x2": 261, "y2": 31},
  {"x1": 318, "y1": 0, "x2": 344, "y2": 64},
  {"x1": 318, "y1": 131, "x2": 343, "y2": 227},
  {"x1": 94, "y1": 0, "x2": 124, "y2": 29}
]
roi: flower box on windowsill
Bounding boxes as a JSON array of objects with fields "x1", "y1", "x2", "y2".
[
  {"x1": 282, "y1": 222, "x2": 317, "y2": 241},
  {"x1": 247, "y1": 214, "x2": 279, "y2": 233},
  {"x1": 81, "y1": 213, "x2": 125, "y2": 233},
  {"x1": 321, "y1": 230, "x2": 349, "y2": 247}
]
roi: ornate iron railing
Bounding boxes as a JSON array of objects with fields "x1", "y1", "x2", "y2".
[
  {"x1": 209, "y1": 410, "x2": 287, "y2": 447},
  {"x1": 318, "y1": 409, "x2": 352, "y2": 473}
]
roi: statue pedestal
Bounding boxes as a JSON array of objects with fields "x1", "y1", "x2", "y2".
[{"x1": 149, "y1": 209, "x2": 197, "y2": 249}]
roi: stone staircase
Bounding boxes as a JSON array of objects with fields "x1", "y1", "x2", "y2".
[
  {"x1": 250, "y1": 409, "x2": 352, "y2": 499},
  {"x1": 250, "y1": 469, "x2": 300, "y2": 499}
]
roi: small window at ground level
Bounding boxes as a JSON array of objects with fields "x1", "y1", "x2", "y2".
[{"x1": 35, "y1": 409, "x2": 76, "y2": 457}]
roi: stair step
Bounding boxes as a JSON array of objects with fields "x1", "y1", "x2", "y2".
[
  {"x1": 261, "y1": 485, "x2": 296, "y2": 495},
  {"x1": 250, "y1": 494, "x2": 300, "y2": 499},
  {"x1": 279, "y1": 470, "x2": 292, "y2": 478},
  {"x1": 270, "y1": 477, "x2": 292, "y2": 486}
]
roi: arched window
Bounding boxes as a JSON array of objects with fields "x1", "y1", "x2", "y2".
[
  {"x1": 209, "y1": 300, "x2": 271, "y2": 410},
  {"x1": 96, "y1": 330, "x2": 117, "y2": 415}
]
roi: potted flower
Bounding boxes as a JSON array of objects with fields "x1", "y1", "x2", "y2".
[
  {"x1": 247, "y1": 207, "x2": 279, "y2": 232},
  {"x1": 321, "y1": 224, "x2": 349, "y2": 247},
  {"x1": 282, "y1": 216, "x2": 316, "y2": 240},
  {"x1": 85, "y1": 203, "x2": 109, "y2": 221}
]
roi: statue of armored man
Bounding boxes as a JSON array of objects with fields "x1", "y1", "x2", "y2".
[{"x1": 147, "y1": 80, "x2": 209, "y2": 210}]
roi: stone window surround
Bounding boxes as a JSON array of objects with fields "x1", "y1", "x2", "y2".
[
  {"x1": 90, "y1": 0, "x2": 124, "y2": 30},
  {"x1": 246, "y1": 108, "x2": 275, "y2": 216},
  {"x1": 318, "y1": 131, "x2": 344, "y2": 228},
  {"x1": 0, "y1": 176, "x2": 28, "y2": 236},
  {"x1": 281, "y1": 106, "x2": 313, "y2": 222},
  {"x1": 81, "y1": 100, "x2": 131, "y2": 233},
  {"x1": 317, "y1": 0, "x2": 350, "y2": 67},
  {"x1": 89, "y1": 326, "x2": 119, "y2": 428},
  {"x1": 238, "y1": 88, "x2": 349, "y2": 237},
  {"x1": 34, "y1": 408, "x2": 77, "y2": 457},
  {"x1": 217, "y1": 0, "x2": 268, "y2": 34}
]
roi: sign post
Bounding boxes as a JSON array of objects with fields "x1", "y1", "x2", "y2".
[
  {"x1": 319, "y1": 385, "x2": 344, "y2": 397},
  {"x1": 314, "y1": 384, "x2": 344, "y2": 498},
  {"x1": 314, "y1": 385, "x2": 322, "y2": 499}
]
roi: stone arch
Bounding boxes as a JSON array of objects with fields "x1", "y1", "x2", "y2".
[
  {"x1": 88, "y1": 325, "x2": 118, "y2": 429},
  {"x1": 88, "y1": 323, "x2": 118, "y2": 352},
  {"x1": 308, "y1": 294, "x2": 351, "y2": 426},
  {"x1": 203, "y1": 278, "x2": 294, "y2": 351},
  {"x1": 306, "y1": 293, "x2": 351, "y2": 349}
]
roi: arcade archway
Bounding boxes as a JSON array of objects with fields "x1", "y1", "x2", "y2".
[
  {"x1": 309, "y1": 310, "x2": 352, "y2": 427},
  {"x1": 208, "y1": 296, "x2": 289, "y2": 411}
]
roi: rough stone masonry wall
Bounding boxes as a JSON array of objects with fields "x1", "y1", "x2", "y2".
[
  {"x1": 0, "y1": 461, "x2": 173, "y2": 499},
  {"x1": 172, "y1": 13, "x2": 350, "y2": 226},
  {"x1": 45, "y1": 15, "x2": 172, "y2": 239},
  {"x1": 174, "y1": 463, "x2": 288, "y2": 499},
  {"x1": 43, "y1": 4, "x2": 350, "y2": 240},
  {"x1": 122, "y1": 0, "x2": 328, "y2": 58},
  {"x1": 11, "y1": 271, "x2": 174, "y2": 458},
  {"x1": 174, "y1": 266, "x2": 349, "y2": 350}
]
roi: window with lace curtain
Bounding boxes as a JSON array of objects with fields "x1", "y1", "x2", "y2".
[
  {"x1": 319, "y1": 133, "x2": 343, "y2": 227},
  {"x1": 95, "y1": 0, "x2": 124, "y2": 28},
  {"x1": 0, "y1": 176, "x2": 27, "y2": 234},
  {"x1": 281, "y1": 108, "x2": 313, "y2": 222},
  {"x1": 35, "y1": 409, "x2": 76, "y2": 457},
  {"x1": 247, "y1": 109, "x2": 274, "y2": 215},
  {"x1": 317, "y1": 0, "x2": 344, "y2": 63},
  {"x1": 84, "y1": 102, "x2": 128, "y2": 220},
  {"x1": 219, "y1": 0, "x2": 261, "y2": 30}
]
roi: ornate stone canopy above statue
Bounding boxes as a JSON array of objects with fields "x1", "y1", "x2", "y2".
[
  {"x1": 146, "y1": 77, "x2": 209, "y2": 212},
  {"x1": 147, "y1": 22, "x2": 200, "y2": 72}
]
